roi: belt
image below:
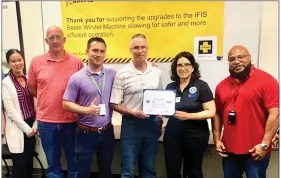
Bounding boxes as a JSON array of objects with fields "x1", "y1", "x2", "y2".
[{"x1": 77, "y1": 122, "x2": 112, "y2": 133}]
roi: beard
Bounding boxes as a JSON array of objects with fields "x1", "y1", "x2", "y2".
[{"x1": 229, "y1": 62, "x2": 251, "y2": 81}]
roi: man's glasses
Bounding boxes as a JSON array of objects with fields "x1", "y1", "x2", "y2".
[
  {"x1": 47, "y1": 36, "x2": 63, "y2": 42},
  {"x1": 228, "y1": 54, "x2": 249, "y2": 64},
  {"x1": 131, "y1": 46, "x2": 147, "y2": 51}
]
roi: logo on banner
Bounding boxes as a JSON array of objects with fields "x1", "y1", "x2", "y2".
[
  {"x1": 199, "y1": 40, "x2": 212, "y2": 54},
  {"x1": 66, "y1": 1, "x2": 94, "y2": 7}
]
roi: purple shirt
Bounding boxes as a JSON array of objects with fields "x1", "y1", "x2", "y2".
[{"x1": 63, "y1": 66, "x2": 116, "y2": 127}]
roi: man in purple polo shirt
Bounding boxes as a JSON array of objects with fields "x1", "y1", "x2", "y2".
[{"x1": 62, "y1": 37, "x2": 116, "y2": 178}]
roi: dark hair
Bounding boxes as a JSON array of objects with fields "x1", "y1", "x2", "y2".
[
  {"x1": 170, "y1": 51, "x2": 201, "y2": 83},
  {"x1": 87, "y1": 37, "x2": 107, "y2": 49},
  {"x1": 131, "y1": 33, "x2": 146, "y2": 39},
  {"x1": 6, "y1": 49, "x2": 24, "y2": 63}
]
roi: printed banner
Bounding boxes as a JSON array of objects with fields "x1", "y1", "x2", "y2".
[{"x1": 61, "y1": 1, "x2": 224, "y2": 63}]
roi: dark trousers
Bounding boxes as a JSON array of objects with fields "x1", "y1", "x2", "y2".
[
  {"x1": 11, "y1": 117, "x2": 36, "y2": 178},
  {"x1": 74, "y1": 126, "x2": 115, "y2": 178},
  {"x1": 38, "y1": 121, "x2": 76, "y2": 178},
  {"x1": 223, "y1": 153, "x2": 270, "y2": 178},
  {"x1": 164, "y1": 130, "x2": 209, "y2": 178},
  {"x1": 121, "y1": 115, "x2": 161, "y2": 178}
]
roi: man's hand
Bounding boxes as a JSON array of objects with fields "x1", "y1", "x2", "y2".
[
  {"x1": 156, "y1": 114, "x2": 163, "y2": 120},
  {"x1": 87, "y1": 104, "x2": 101, "y2": 116},
  {"x1": 174, "y1": 111, "x2": 187, "y2": 120},
  {"x1": 249, "y1": 144, "x2": 267, "y2": 160},
  {"x1": 215, "y1": 140, "x2": 228, "y2": 157},
  {"x1": 151, "y1": 63, "x2": 159, "y2": 68},
  {"x1": 272, "y1": 133, "x2": 279, "y2": 147},
  {"x1": 133, "y1": 110, "x2": 149, "y2": 119}
]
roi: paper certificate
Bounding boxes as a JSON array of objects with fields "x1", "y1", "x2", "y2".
[{"x1": 143, "y1": 89, "x2": 176, "y2": 116}]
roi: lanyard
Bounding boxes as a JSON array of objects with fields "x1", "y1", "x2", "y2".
[
  {"x1": 89, "y1": 69, "x2": 106, "y2": 103},
  {"x1": 230, "y1": 82, "x2": 240, "y2": 111}
]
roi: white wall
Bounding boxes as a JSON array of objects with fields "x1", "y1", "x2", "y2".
[
  {"x1": 2, "y1": 2, "x2": 20, "y2": 73},
  {"x1": 258, "y1": 1, "x2": 279, "y2": 80},
  {"x1": 2, "y1": 1, "x2": 278, "y2": 177},
  {"x1": 20, "y1": 1, "x2": 45, "y2": 70}
]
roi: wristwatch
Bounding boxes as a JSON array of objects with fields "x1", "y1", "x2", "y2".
[{"x1": 260, "y1": 143, "x2": 269, "y2": 151}]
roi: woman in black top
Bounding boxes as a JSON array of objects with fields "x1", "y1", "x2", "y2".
[{"x1": 164, "y1": 51, "x2": 216, "y2": 178}]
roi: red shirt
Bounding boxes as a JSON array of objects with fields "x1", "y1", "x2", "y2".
[
  {"x1": 27, "y1": 51, "x2": 83, "y2": 123},
  {"x1": 215, "y1": 66, "x2": 279, "y2": 154}
]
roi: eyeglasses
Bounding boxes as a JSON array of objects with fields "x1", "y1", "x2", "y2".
[
  {"x1": 228, "y1": 54, "x2": 249, "y2": 64},
  {"x1": 47, "y1": 35, "x2": 63, "y2": 42},
  {"x1": 131, "y1": 46, "x2": 147, "y2": 51},
  {"x1": 177, "y1": 63, "x2": 192, "y2": 69}
]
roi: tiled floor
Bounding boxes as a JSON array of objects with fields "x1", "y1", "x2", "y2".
[
  {"x1": 1, "y1": 168, "x2": 141, "y2": 178},
  {"x1": 2, "y1": 147, "x2": 279, "y2": 178}
]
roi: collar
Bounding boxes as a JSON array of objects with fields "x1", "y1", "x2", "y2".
[
  {"x1": 9, "y1": 72, "x2": 27, "y2": 85},
  {"x1": 129, "y1": 60, "x2": 152, "y2": 74},
  {"x1": 230, "y1": 64, "x2": 255, "y2": 85},
  {"x1": 176, "y1": 79, "x2": 195, "y2": 93},
  {"x1": 86, "y1": 65, "x2": 105, "y2": 76},
  {"x1": 47, "y1": 50, "x2": 69, "y2": 62},
  {"x1": 9, "y1": 71, "x2": 26, "y2": 79}
]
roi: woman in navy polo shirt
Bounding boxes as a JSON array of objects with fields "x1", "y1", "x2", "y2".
[{"x1": 164, "y1": 51, "x2": 216, "y2": 178}]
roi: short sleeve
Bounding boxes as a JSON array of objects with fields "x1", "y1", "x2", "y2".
[
  {"x1": 199, "y1": 81, "x2": 214, "y2": 103},
  {"x1": 110, "y1": 72, "x2": 124, "y2": 105},
  {"x1": 214, "y1": 85, "x2": 223, "y2": 116},
  {"x1": 262, "y1": 76, "x2": 279, "y2": 110},
  {"x1": 165, "y1": 83, "x2": 173, "y2": 90},
  {"x1": 27, "y1": 59, "x2": 37, "y2": 89},
  {"x1": 158, "y1": 72, "x2": 163, "y2": 89},
  {"x1": 63, "y1": 75, "x2": 79, "y2": 102},
  {"x1": 77, "y1": 60, "x2": 84, "y2": 70}
]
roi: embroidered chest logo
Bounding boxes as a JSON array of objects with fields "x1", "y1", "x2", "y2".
[{"x1": 188, "y1": 86, "x2": 197, "y2": 98}]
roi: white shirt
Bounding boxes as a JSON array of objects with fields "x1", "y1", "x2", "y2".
[
  {"x1": 110, "y1": 61, "x2": 162, "y2": 111},
  {"x1": 2, "y1": 76, "x2": 37, "y2": 153}
]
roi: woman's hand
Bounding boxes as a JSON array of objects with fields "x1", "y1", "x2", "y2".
[
  {"x1": 27, "y1": 128, "x2": 37, "y2": 137},
  {"x1": 174, "y1": 111, "x2": 188, "y2": 120}
]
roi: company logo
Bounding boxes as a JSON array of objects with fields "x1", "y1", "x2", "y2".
[
  {"x1": 198, "y1": 40, "x2": 212, "y2": 54},
  {"x1": 189, "y1": 86, "x2": 197, "y2": 94},
  {"x1": 66, "y1": 1, "x2": 94, "y2": 7}
]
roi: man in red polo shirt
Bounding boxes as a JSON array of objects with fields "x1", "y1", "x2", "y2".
[
  {"x1": 212, "y1": 45, "x2": 279, "y2": 178},
  {"x1": 28, "y1": 26, "x2": 83, "y2": 178}
]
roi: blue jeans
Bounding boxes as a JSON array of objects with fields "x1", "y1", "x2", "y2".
[
  {"x1": 38, "y1": 121, "x2": 76, "y2": 178},
  {"x1": 223, "y1": 153, "x2": 270, "y2": 178},
  {"x1": 74, "y1": 126, "x2": 115, "y2": 178},
  {"x1": 121, "y1": 115, "x2": 161, "y2": 178}
]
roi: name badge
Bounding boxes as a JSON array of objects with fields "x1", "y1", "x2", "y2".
[
  {"x1": 99, "y1": 104, "x2": 106, "y2": 116},
  {"x1": 176, "y1": 97, "x2": 181, "y2": 103}
]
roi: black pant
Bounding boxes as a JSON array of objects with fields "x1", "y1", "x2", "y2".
[
  {"x1": 164, "y1": 130, "x2": 209, "y2": 178},
  {"x1": 11, "y1": 118, "x2": 36, "y2": 178}
]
